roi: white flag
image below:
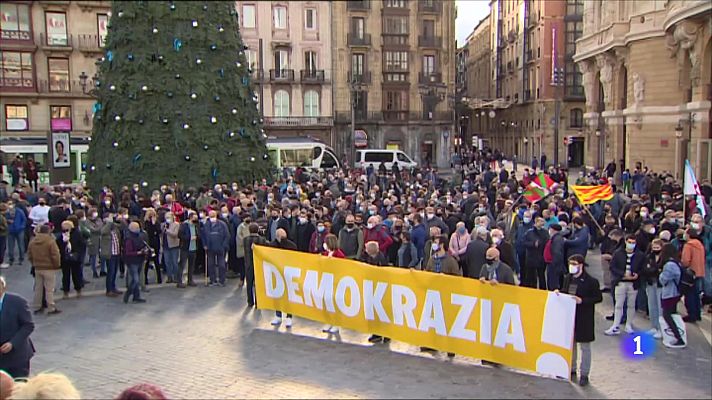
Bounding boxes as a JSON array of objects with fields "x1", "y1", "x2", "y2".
[{"x1": 684, "y1": 160, "x2": 706, "y2": 217}]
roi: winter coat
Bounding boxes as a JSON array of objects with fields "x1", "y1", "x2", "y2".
[
  {"x1": 425, "y1": 253, "x2": 462, "y2": 276},
  {"x1": 564, "y1": 226, "x2": 590, "y2": 259},
  {"x1": 295, "y1": 221, "x2": 316, "y2": 252},
  {"x1": 85, "y1": 218, "x2": 103, "y2": 256},
  {"x1": 478, "y1": 261, "x2": 516, "y2": 285},
  {"x1": 339, "y1": 227, "x2": 364, "y2": 260},
  {"x1": 549, "y1": 231, "x2": 567, "y2": 274},
  {"x1": 363, "y1": 224, "x2": 394, "y2": 254},
  {"x1": 272, "y1": 237, "x2": 297, "y2": 251},
  {"x1": 425, "y1": 216, "x2": 449, "y2": 236},
  {"x1": 681, "y1": 238, "x2": 705, "y2": 278},
  {"x1": 235, "y1": 222, "x2": 250, "y2": 258},
  {"x1": 563, "y1": 271, "x2": 602, "y2": 343},
  {"x1": 463, "y1": 238, "x2": 489, "y2": 279},
  {"x1": 243, "y1": 234, "x2": 267, "y2": 271},
  {"x1": 161, "y1": 221, "x2": 181, "y2": 249},
  {"x1": 201, "y1": 219, "x2": 230, "y2": 253},
  {"x1": 610, "y1": 248, "x2": 646, "y2": 289},
  {"x1": 56, "y1": 229, "x2": 85, "y2": 265},
  {"x1": 397, "y1": 241, "x2": 419, "y2": 268},
  {"x1": 27, "y1": 232, "x2": 61, "y2": 270},
  {"x1": 410, "y1": 223, "x2": 428, "y2": 260},
  {"x1": 6, "y1": 208, "x2": 26, "y2": 235},
  {"x1": 123, "y1": 231, "x2": 147, "y2": 265},
  {"x1": 523, "y1": 227, "x2": 549, "y2": 269},
  {"x1": 309, "y1": 230, "x2": 330, "y2": 253}
]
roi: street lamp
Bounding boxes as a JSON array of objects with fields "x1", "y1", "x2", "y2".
[
  {"x1": 419, "y1": 84, "x2": 446, "y2": 167},
  {"x1": 349, "y1": 78, "x2": 366, "y2": 169},
  {"x1": 79, "y1": 71, "x2": 89, "y2": 94}
]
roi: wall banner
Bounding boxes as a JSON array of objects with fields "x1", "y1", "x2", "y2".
[{"x1": 254, "y1": 246, "x2": 576, "y2": 378}]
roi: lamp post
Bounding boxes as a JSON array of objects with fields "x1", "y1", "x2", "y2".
[
  {"x1": 675, "y1": 115, "x2": 694, "y2": 180},
  {"x1": 419, "y1": 84, "x2": 446, "y2": 168},
  {"x1": 350, "y1": 78, "x2": 366, "y2": 169},
  {"x1": 79, "y1": 71, "x2": 88, "y2": 94}
]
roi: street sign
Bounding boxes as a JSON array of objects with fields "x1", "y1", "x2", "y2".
[{"x1": 354, "y1": 129, "x2": 367, "y2": 148}]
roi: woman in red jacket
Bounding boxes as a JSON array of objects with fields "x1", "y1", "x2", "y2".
[{"x1": 322, "y1": 234, "x2": 344, "y2": 334}]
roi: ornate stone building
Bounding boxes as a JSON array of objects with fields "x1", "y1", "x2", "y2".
[{"x1": 574, "y1": 0, "x2": 711, "y2": 180}]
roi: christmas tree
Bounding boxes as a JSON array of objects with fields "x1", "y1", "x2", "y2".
[{"x1": 86, "y1": 0, "x2": 270, "y2": 191}]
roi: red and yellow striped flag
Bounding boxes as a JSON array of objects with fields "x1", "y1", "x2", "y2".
[{"x1": 571, "y1": 184, "x2": 614, "y2": 205}]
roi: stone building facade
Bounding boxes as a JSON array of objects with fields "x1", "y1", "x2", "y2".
[
  {"x1": 331, "y1": 0, "x2": 456, "y2": 169},
  {"x1": 1, "y1": 0, "x2": 111, "y2": 182},
  {"x1": 573, "y1": 0, "x2": 712, "y2": 180}
]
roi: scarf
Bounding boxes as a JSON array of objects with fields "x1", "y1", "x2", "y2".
[{"x1": 485, "y1": 261, "x2": 498, "y2": 281}]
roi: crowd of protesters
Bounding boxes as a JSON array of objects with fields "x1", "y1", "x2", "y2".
[{"x1": 1, "y1": 147, "x2": 711, "y2": 389}]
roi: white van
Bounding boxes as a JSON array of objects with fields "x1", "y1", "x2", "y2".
[
  {"x1": 355, "y1": 149, "x2": 417, "y2": 170},
  {"x1": 266, "y1": 137, "x2": 340, "y2": 170}
]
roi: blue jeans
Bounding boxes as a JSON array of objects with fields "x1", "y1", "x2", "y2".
[
  {"x1": 0, "y1": 235, "x2": 6, "y2": 264},
  {"x1": 7, "y1": 232, "x2": 25, "y2": 262},
  {"x1": 163, "y1": 247, "x2": 180, "y2": 281},
  {"x1": 646, "y1": 283, "x2": 661, "y2": 330},
  {"x1": 684, "y1": 277, "x2": 703, "y2": 321},
  {"x1": 89, "y1": 254, "x2": 99, "y2": 275},
  {"x1": 127, "y1": 262, "x2": 142, "y2": 300},
  {"x1": 636, "y1": 280, "x2": 648, "y2": 313},
  {"x1": 207, "y1": 251, "x2": 226, "y2": 284},
  {"x1": 105, "y1": 255, "x2": 119, "y2": 292}
]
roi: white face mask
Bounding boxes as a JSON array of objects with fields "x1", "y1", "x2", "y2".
[
  {"x1": 568, "y1": 264, "x2": 580, "y2": 275},
  {"x1": 210, "y1": 217, "x2": 217, "y2": 223},
  {"x1": 647, "y1": 227, "x2": 656, "y2": 234},
  {"x1": 367, "y1": 223, "x2": 374, "y2": 229},
  {"x1": 431, "y1": 243, "x2": 439, "y2": 252},
  {"x1": 427, "y1": 213, "x2": 435, "y2": 220},
  {"x1": 691, "y1": 222, "x2": 701, "y2": 230},
  {"x1": 493, "y1": 237, "x2": 502, "y2": 245}
]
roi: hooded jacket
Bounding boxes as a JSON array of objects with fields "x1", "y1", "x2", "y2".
[
  {"x1": 681, "y1": 238, "x2": 705, "y2": 278},
  {"x1": 27, "y1": 232, "x2": 61, "y2": 270}
]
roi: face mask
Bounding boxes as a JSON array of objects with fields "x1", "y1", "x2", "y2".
[
  {"x1": 91, "y1": 212, "x2": 98, "y2": 218},
  {"x1": 272, "y1": 215, "x2": 278, "y2": 220},
  {"x1": 431, "y1": 243, "x2": 439, "y2": 252},
  {"x1": 677, "y1": 218, "x2": 685, "y2": 225},
  {"x1": 221, "y1": 213, "x2": 229, "y2": 219},
  {"x1": 317, "y1": 226, "x2": 325, "y2": 233},
  {"x1": 346, "y1": 222, "x2": 355, "y2": 229},
  {"x1": 652, "y1": 248, "x2": 662, "y2": 254},
  {"x1": 691, "y1": 222, "x2": 701, "y2": 231},
  {"x1": 298, "y1": 217, "x2": 307, "y2": 224},
  {"x1": 493, "y1": 237, "x2": 502, "y2": 245},
  {"x1": 367, "y1": 223, "x2": 374, "y2": 230},
  {"x1": 655, "y1": 207, "x2": 663, "y2": 213},
  {"x1": 626, "y1": 243, "x2": 636, "y2": 251},
  {"x1": 647, "y1": 227, "x2": 656, "y2": 234},
  {"x1": 166, "y1": 217, "x2": 174, "y2": 223},
  {"x1": 105, "y1": 201, "x2": 111, "y2": 206},
  {"x1": 523, "y1": 217, "x2": 532, "y2": 224},
  {"x1": 640, "y1": 211, "x2": 648, "y2": 217},
  {"x1": 210, "y1": 217, "x2": 217, "y2": 223},
  {"x1": 369, "y1": 210, "x2": 376, "y2": 215},
  {"x1": 485, "y1": 258, "x2": 496, "y2": 265},
  {"x1": 568, "y1": 264, "x2": 580, "y2": 275},
  {"x1": 458, "y1": 227, "x2": 466, "y2": 234},
  {"x1": 427, "y1": 213, "x2": 435, "y2": 220}
]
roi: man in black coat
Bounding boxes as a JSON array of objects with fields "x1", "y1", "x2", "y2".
[
  {"x1": 0, "y1": 277, "x2": 35, "y2": 378},
  {"x1": 605, "y1": 234, "x2": 645, "y2": 336},
  {"x1": 562, "y1": 255, "x2": 602, "y2": 387},
  {"x1": 463, "y1": 226, "x2": 489, "y2": 279},
  {"x1": 523, "y1": 217, "x2": 549, "y2": 289},
  {"x1": 270, "y1": 228, "x2": 297, "y2": 327},
  {"x1": 547, "y1": 223, "x2": 567, "y2": 290}
]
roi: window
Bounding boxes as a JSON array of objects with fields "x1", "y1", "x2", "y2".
[
  {"x1": 384, "y1": 51, "x2": 408, "y2": 70},
  {"x1": 0, "y1": 3, "x2": 31, "y2": 40},
  {"x1": 0, "y1": 51, "x2": 34, "y2": 88},
  {"x1": 565, "y1": 62, "x2": 583, "y2": 97},
  {"x1": 245, "y1": 49, "x2": 258, "y2": 70},
  {"x1": 45, "y1": 12, "x2": 68, "y2": 46},
  {"x1": 304, "y1": 51, "x2": 317, "y2": 72},
  {"x1": 97, "y1": 14, "x2": 108, "y2": 47},
  {"x1": 569, "y1": 108, "x2": 583, "y2": 128},
  {"x1": 274, "y1": 50, "x2": 289, "y2": 70},
  {"x1": 274, "y1": 90, "x2": 290, "y2": 117},
  {"x1": 565, "y1": 21, "x2": 582, "y2": 56},
  {"x1": 321, "y1": 150, "x2": 338, "y2": 169},
  {"x1": 351, "y1": 17, "x2": 365, "y2": 38},
  {"x1": 384, "y1": 16, "x2": 408, "y2": 34},
  {"x1": 353, "y1": 90, "x2": 367, "y2": 115},
  {"x1": 273, "y1": 6, "x2": 287, "y2": 29},
  {"x1": 397, "y1": 152, "x2": 410, "y2": 163},
  {"x1": 280, "y1": 148, "x2": 312, "y2": 168},
  {"x1": 364, "y1": 152, "x2": 394, "y2": 163},
  {"x1": 48, "y1": 58, "x2": 70, "y2": 92},
  {"x1": 243, "y1": 4, "x2": 256, "y2": 28},
  {"x1": 305, "y1": 8, "x2": 316, "y2": 30},
  {"x1": 5, "y1": 105, "x2": 28, "y2": 131},
  {"x1": 304, "y1": 90, "x2": 319, "y2": 117},
  {"x1": 422, "y1": 20, "x2": 435, "y2": 38},
  {"x1": 423, "y1": 55, "x2": 435, "y2": 74},
  {"x1": 385, "y1": 91, "x2": 407, "y2": 110},
  {"x1": 50, "y1": 105, "x2": 72, "y2": 131},
  {"x1": 566, "y1": 0, "x2": 584, "y2": 15},
  {"x1": 384, "y1": 0, "x2": 407, "y2": 8}
]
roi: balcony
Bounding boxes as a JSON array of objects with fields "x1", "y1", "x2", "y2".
[
  {"x1": 418, "y1": 72, "x2": 442, "y2": 84},
  {"x1": 251, "y1": 69, "x2": 264, "y2": 82},
  {"x1": 348, "y1": 71, "x2": 372, "y2": 84},
  {"x1": 347, "y1": 1, "x2": 370, "y2": 10},
  {"x1": 300, "y1": 69, "x2": 325, "y2": 83},
  {"x1": 38, "y1": 33, "x2": 73, "y2": 54},
  {"x1": 263, "y1": 117, "x2": 333, "y2": 127},
  {"x1": 0, "y1": 28, "x2": 33, "y2": 42},
  {"x1": 524, "y1": 89, "x2": 532, "y2": 101},
  {"x1": 347, "y1": 33, "x2": 372, "y2": 46},
  {"x1": 508, "y1": 30, "x2": 517, "y2": 43},
  {"x1": 76, "y1": 1, "x2": 110, "y2": 11},
  {"x1": 269, "y1": 69, "x2": 295, "y2": 82},
  {"x1": 382, "y1": 33, "x2": 409, "y2": 47},
  {"x1": 507, "y1": 61, "x2": 513, "y2": 72},
  {"x1": 526, "y1": 49, "x2": 534, "y2": 63},
  {"x1": 38, "y1": 1, "x2": 70, "y2": 10},
  {"x1": 418, "y1": 35, "x2": 442, "y2": 48},
  {"x1": 37, "y1": 79, "x2": 94, "y2": 95},
  {"x1": 77, "y1": 34, "x2": 103, "y2": 54},
  {"x1": 418, "y1": 1, "x2": 441, "y2": 13},
  {"x1": 383, "y1": 111, "x2": 409, "y2": 121},
  {"x1": 419, "y1": 111, "x2": 452, "y2": 121}
]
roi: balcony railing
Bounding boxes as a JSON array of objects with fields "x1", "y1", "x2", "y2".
[
  {"x1": 383, "y1": 111, "x2": 409, "y2": 121},
  {"x1": 251, "y1": 69, "x2": 264, "y2": 81},
  {"x1": 347, "y1": 0, "x2": 370, "y2": 10},
  {"x1": 418, "y1": 72, "x2": 442, "y2": 84},
  {"x1": 418, "y1": 35, "x2": 442, "y2": 48},
  {"x1": 37, "y1": 79, "x2": 94, "y2": 94},
  {"x1": 524, "y1": 89, "x2": 532, "y2": 101},
  {"x1": 263, "y1": 116, "x2": 333, "y2": 127},
  {"x1": 418, "y1": 1, "x2": 441, "y2": 13},
  {"x1": 420, "y1": 111, "x2": 452, "y2": 121},
  {"x1": 300, "y1": 69, "x2": 325, "y2": 82},
  {"x1": 77, "y1": 34, "x2": 103, "y2": 52},
  {"x1": 39, "y1": 32, "x2": 73, "y2": 47},
  {"x1": 0, "y1": 29, "x2": 32, "y2": 41},
  {"x1": 269, "y1": 69, "x2": 295, "y2": 82},
  {"x1": 348, "y1": 71, "x2": 372, "y2": 84},
  {"x1": 347, "y1": 33, "x2": 372, "y2": 46},
  {"x1": 382, "y1": 33, "x2": 409, "y2": 46},
  {"x1": 526, "y1": 49, "x2": 534, "y2": 62}
]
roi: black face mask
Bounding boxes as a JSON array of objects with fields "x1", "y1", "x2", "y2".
[
  {"x1": 485, "y1": 259, "x2": 496, "y2": 265},
  {"x1": 346, "y1": 223, "x2": 355, "y2": 228}
]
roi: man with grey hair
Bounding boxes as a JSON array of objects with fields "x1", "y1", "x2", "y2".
[
  {"x1": 464, "y1": 226, "x2": 490, "y2": 278},
  {"x1": 0, "y1": 276, "x2": 36, "y2": 377}
]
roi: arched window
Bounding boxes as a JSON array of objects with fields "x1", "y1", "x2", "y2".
[
  {"x1": 570, "y1": 108, "x2": 583, "y2": 128},
  {"x1": 304, "y1": 90, "x2": 319, "y2": 117},
  {"x1": 274, "y1": 90, "x2": 290, "y2": 117}
]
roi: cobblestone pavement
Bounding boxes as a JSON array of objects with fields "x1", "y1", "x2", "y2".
[{"x1": 1, "y1": 249, "x2": 710, "y2": 399}]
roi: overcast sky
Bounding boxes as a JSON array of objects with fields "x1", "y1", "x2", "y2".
[{"x1": 456, "y1": 0, "x2": 491, "y2": 46}]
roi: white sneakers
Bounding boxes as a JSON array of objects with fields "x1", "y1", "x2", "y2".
[
  {"x1": 624, "y1": 324, "x2": 635, "y2": 334},
  {"x1": 284, "y1": 317, "x2": 293, "y2": 328},
  {"x1": 0, "y1": 263, "x2": 9, "y2": 269},
  {"x1": 604, "y1": 326, "x2": 621, "y2": 336},
  {"x1": 647, "y1": 328, "x2": 663, "y2": 339},
  {"x1": 270, "y1": 317, "x2": 282, "y2": 326}
]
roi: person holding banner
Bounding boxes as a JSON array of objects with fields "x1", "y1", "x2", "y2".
[
  {"x1": 479, "y1": 247, "x2": 515, "y2": 285},
  {"x1": 321, "y1": 234, "x2": 344, "y2": 334},
  {"x1": 243, "y1": 223, "x2": 267, "y2": 308},
  {"x1": 362, "y1": 241, "x2": 389, "y2": 344},
  {"x1": 270, "y1": 228, "x2": 296, "y2": 327},
  {"x1": 561, "y1": 254, "x2": 602, "y2": 387}
]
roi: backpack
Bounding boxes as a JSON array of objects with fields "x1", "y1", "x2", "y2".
[
  {"x1": 676, "y1": 262, "x2": 696, "y2": 294},
  {"x1": 543, "y1": 238, "x2": 553, "y2": 263}
]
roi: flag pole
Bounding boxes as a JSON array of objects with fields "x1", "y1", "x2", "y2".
[
  {"x1": 683, "y1": 159, "x2": 687, "y2": 223},
  {"x1": 571, "y1": 191, "x2": 606, "y2": 235}
]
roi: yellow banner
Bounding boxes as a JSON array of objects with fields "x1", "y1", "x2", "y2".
[{"x1": 253, "y1": 246, "x2": 576, "y2": 378}]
